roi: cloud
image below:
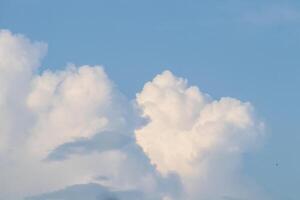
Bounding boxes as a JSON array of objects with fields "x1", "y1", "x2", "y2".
[
  {"x1": 26, "y1": 183, "x2": 145, "y2": 200},
  {"x1": 0, "y1": 29, "x2": 47, "y2": 153},
  {"x1": 46, "y1": 131, "x2": 133, "y2": 161},
  {"x1": 0, "y1": 30, "x2": 176, "y2": 200},
  {"x1": 135, "y1": 71, "x2": 266, "y2": 199},
  {"x1": 0, "y1": 29, "x2": 47, "y2": 73},
  {"x1": 0, "y1": 30, "x2": 267, "y2": 200},
  {"x1": 242, "y1": 5, "x2": 300, "y2": 25},
  {"x1": 26, "y1": 64, "x2": 136, "y2": 157}
]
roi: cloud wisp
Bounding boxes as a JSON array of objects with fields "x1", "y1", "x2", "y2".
[
  {"x1": 241, "y1": 4, "x2": 300, "y2": 25},
  {"x1": 0, "y1": 30, "x2": 267, "y2": 200}
]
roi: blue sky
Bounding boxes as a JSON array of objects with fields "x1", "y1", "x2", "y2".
[{"x1": 1, "y1": 0, "x2": 300, "y2": 199}]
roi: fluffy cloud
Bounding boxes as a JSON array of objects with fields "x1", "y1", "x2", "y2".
[
  {"x1": 26, "y1": 65, "x2": 133, "y2": 157},
  {"x1": 0, "y1": 29, "x2": 47, "y2": 153},
  {"x1": 0, "y1": 30, "x2": 267, "y2": 200},
  {"x1": 135, "y1": 71, "x2": 266, "y2": 199},
  {"x1": 0, "y1": 30, "x2": 172, "y2": 200}
]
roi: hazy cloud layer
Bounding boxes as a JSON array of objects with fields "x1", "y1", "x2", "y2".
[
  {"x1": 242, "y1": 4, "x2": 300, "y2": 25},
  {"x1": 0, "y1": 30, "x2": 267, "y2": 200}
]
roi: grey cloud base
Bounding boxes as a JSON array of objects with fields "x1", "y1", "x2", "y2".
[
  {"x1": 0, "y1": 30, "x2": 268, "y2": 200},
  {"x1": 26, "y1": 183, "x2": 144, "y2": 200}
]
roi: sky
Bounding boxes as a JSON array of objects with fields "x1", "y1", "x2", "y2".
[{"x1": 0, "y1": 0, "x2": 300, "y2": 200}]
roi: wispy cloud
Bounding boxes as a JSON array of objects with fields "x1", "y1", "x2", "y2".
[{"x1": 242, "y1": 5, "x2": 300, "y2": 25}]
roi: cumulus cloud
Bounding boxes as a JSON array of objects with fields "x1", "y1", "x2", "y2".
[
  {"x1": 26, "y1": 65, "x2": 136, "y2": 157},
  {"x1": 135, "y1": 71, "x2": 266, "y2": 199},
  {"x1": 0, "y1": 29, "x2": 47, "y2": 153},
  {"x1": 0, "y1": 30, "x2": 267, "y2": 200}
]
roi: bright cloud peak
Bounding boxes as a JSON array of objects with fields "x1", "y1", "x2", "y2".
[
  {"x1": 136, "y1": 70, "x2": 263, "y2": 175},
  {"x1": 0, "y1": 30, "x2": 267, "y2": 200}
]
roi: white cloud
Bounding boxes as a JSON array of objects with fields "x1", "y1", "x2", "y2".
[
  {"x1": 0, "y1": 30, "x2": 124, "y2": 199},
  {"x1": 0, "y1": 30, "x2": 169, "y2": 200},
  {"x1": 0, "y1": 29, "x2": 47, "y2": 153},
  {"x1": 0, "y1": 30, "x2": 267, "y2": 200},
  {"x1": 26, "y1": 65, "x2": 129, "y2": 157},
  {"x1": 0, "y1": 29, "x2": 47, "y2": 73},
  {"x1": 135, "y1": 70, "x2": 266, "y2": 199}
]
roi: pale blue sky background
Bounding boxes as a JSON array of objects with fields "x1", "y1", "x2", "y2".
[{"x1": 0, "y1": 0, "x2": 299, "y2": 199}]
